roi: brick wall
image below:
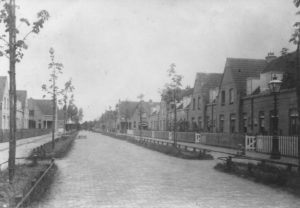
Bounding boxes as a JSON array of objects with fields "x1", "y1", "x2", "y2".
[{"x1": 242, "y1": 89, "x2": 296, "y2": 136}]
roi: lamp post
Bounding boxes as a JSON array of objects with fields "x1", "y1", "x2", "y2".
[{"x1": 268, "y1": 76, "x2": 282, "y2": 159}]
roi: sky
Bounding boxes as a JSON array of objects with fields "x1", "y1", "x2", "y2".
[{"x1": 0, "y1": 0, "x2": 298, "y2": 121}]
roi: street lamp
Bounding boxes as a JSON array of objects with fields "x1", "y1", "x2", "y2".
[{"x1": 268, "y1": 75, "x2": 282, "y2": 159}]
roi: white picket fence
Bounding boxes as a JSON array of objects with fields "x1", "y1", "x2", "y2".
[{"x1": 246, "y1": 135, "x2": 298, "y2": 157}]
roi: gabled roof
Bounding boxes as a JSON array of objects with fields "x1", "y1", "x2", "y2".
[
  {"x1": 118, "y1": 101, "x2": 139, "y2": 118},
  {"x1": 16, "y1": 90, "x2": 27, "y2": 109},
  {"x1": 136, "y1": 101, "x2": 160, "y2": 116},
  {"x1": 198, "y1": 73, "x2": 222, "y2": 92},
  {"x1": 193, "y1": 73, "x2": 222, "y2": 98},
  {"x1": 0, "y1": 76, "x2": 7, "y2": 100},
  {"x1": 222, "y1": 58, "x2": 266, "y2": 94},
  {"x1": 179, "y1": 87, "x2": 193, "y2": 98},
  {"x1": 30, "y1": 99, "x2": 53, "y2": 115}
]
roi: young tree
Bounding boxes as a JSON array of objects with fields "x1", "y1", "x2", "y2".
[
  {"x1": 160, "y1": 63, "x2": 183, "y2": 146},
  {"x1": 42, "y1": 48, "x2": 63, "y2": 151},
  {"x1": 0, "y1": 0, "x2": 49, "y2": 182},
  {"x1": 59, "y1": 79, "x2": 75, "y2": 132},
  {"x1": 137, "y1": 93, "x2": 144, "y2": 130}
]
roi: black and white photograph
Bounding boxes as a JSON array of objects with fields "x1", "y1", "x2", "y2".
[{"x1": 1, "y1": 0, "x2": 300, "y2": 207}]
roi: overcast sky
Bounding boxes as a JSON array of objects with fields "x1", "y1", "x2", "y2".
[{"x1": 0, "y1": 0, "x2": 298, "y2": 121}]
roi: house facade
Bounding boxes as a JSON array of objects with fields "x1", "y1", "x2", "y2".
[
  {"x1": 16, "y1": 90, "x2": 29, "y2": 129},
  {"x1": 116, "y1": 100, "x2": 139, "y2": 132},
  {"x1": 131, "y1": 100, "x2": 160, "y2": 130},
  {"x1": 28, "y1": 98, "x2": 57, "y2": 129},
  {"x1": 215, "y1": 58, "x2": 266, "y2": 133},
  {"x1": 189, "y1": 73, "x2": 222, "y2": 132},
  {"x1": 242, "y1": 52, "x2": 299, "y2": 136},
  {"x1": 0, "y1": 77, "x2": 9, "y2": 129}
]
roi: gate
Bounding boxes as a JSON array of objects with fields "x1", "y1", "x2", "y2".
[{"x1": 245, "y1": 135, "x2": 256, "y2": 151}]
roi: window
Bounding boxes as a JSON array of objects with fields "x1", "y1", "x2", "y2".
[
  {"x1": 197, "y1": 96, "x2": 201, "y2": 110},
  {"x1": 29, "y1": 110, "x2": 34, "y2": 116},
  {"x1": 219, "y1": 115, "x2": 224, "y2": 132},
  {"x1": 198, "y1": 116, "x2": 202, "y2": 131},
  {"x1": 192, "y1": 117, "x2": 197, "y2": 131},
  {"x1": 243, "y1": 113, "x2": 247, "y2": 133},
  {"x1": 229, "y1": 89, "x2": 234, "y2": 104},
  {"x1": 230, "y1": 114, "x2": 236, "y2": 133},
  {"x1": 221, "y1": 91, "x2": 225, "y2": 105},
  {"x1": 133, "y1": 121, "x2": 136, "y2": 128},
  {"x1": 193, "y1": 98, "x2": 196, "y2": 110},
  {"x1": 259, "y1": 111, "x2": 265, "y2": 134},
  {"x1": 289, "y1": 109, "x2": 299, "y2": 136}
]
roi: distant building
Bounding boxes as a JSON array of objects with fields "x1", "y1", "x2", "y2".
[
  {"x1": 189, "y1": 73, "x2": 222, "y2": 132},
  {"x1": 28, "y1": 98, "x2": 61, "y2": 130},
  {"x1": 169, "y1": 88, "x2": 193, "y2": 132},
  {"x1": 0, "y1": 76, "x2": 9, "y2": 129},
  {"x1": 116, "y1": 100, "x2": 139, "y2": 132},
  {"x1": 131, "y1": 100, "x2": 160, "y2": 130},
  {"x1": 16, "y1": 90, "x2": 29, "y2": 129}
]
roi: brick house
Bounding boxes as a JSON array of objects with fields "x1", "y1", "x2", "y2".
[
  {"x1": 149, "y1": 105, "x2": 160, "y2": 130},
  {"x1": 131, "y1": 100, "x2": 160, "y2": 130},
  {"x1": 116, "y1": 100, "x2": 139, "y2": 132},
  {"x1": 0, "y1": 76, "x2": 9, "y2": 129},
  {"x1": 28, "y1": 98, "x2": 58, "y2": 129},
  {"x1": 242, "y1": 52, "x2": 299, "y2": 136},
  {"x1": 189, "y1": 73, "x2": 222, "y2": 132},
  {"x1": 215, "y1": 58, "x2": 266, "y2": 133},
  {"x1": 0, "y1": 77, "x2": 26, "y2": 130},
  {"x1": 16, "y1": 90, "x2": 29, "y2": 129},
  {"x1": 169, "y1": 88, "x2": 193, "y2": 132},
  {"x1": 157, "y1": 100, "x2": 168, "y2": 131}
]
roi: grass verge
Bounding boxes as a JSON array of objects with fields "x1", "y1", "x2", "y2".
[
  {"x1": 99, "y1": 131, "x2": 213, "y2": 160},
  {"x1": 215, "y1": 160, "x2": 300, "y2": 196},
  {"x1": 0, "y1": 161, "x2": 57, "y2": 207},
  {"x1": 28, "y1": 131, "x2": 78, "y2": 160}
]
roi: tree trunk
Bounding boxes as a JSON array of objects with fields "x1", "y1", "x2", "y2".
[
  {"x1": 8, "y1": 0, "x2": 16, "y2": 183},
  {"x1": 63, "y1": 101, "x2": 67, "y2": 133},
  {"x1": 52, "y1": 82, "x2": 56, "y2": 151},
  {"x1": 296, "y1": 41, "x2": 300, "y2": 172}
]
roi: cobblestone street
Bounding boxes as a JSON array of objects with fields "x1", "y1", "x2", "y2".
[{"x1": 33, "y1": 131, "x2": 300, "y2": 208}]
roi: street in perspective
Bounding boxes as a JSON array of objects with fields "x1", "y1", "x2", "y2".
[{"x1": 1, "y1": 0, "x2": 300, "y2": 207}]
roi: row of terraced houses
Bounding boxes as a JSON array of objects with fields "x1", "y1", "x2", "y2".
[
  {"x1": 99, "y1": 52, "x2": 299, "y2": 137},
  {"x1": 0, "y1": 76, "x2": 64, "y2": 131}
]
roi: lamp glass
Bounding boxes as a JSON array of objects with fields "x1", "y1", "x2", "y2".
[{"x1": 268, "y1": 79, "x2": 282, "y2": 93}]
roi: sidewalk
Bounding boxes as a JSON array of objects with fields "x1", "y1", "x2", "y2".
[
  {"x1": 130, "y1": 135, "x2": 299, "y2": 167},
  {"x1": 0, "y1": 133, "x2": 59, "y2": 170}
]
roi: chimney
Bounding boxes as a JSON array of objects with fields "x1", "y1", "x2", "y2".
[{"x1": 265, "y1": 52, "x2": 277, "y2": 63}]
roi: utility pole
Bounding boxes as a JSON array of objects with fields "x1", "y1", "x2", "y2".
[
  {"x1": 8, "y1": 0, "x2": 17, "y2": 183},
  {"x1": 296, "y1": 39, "x2": 300, "y2": 172}
]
